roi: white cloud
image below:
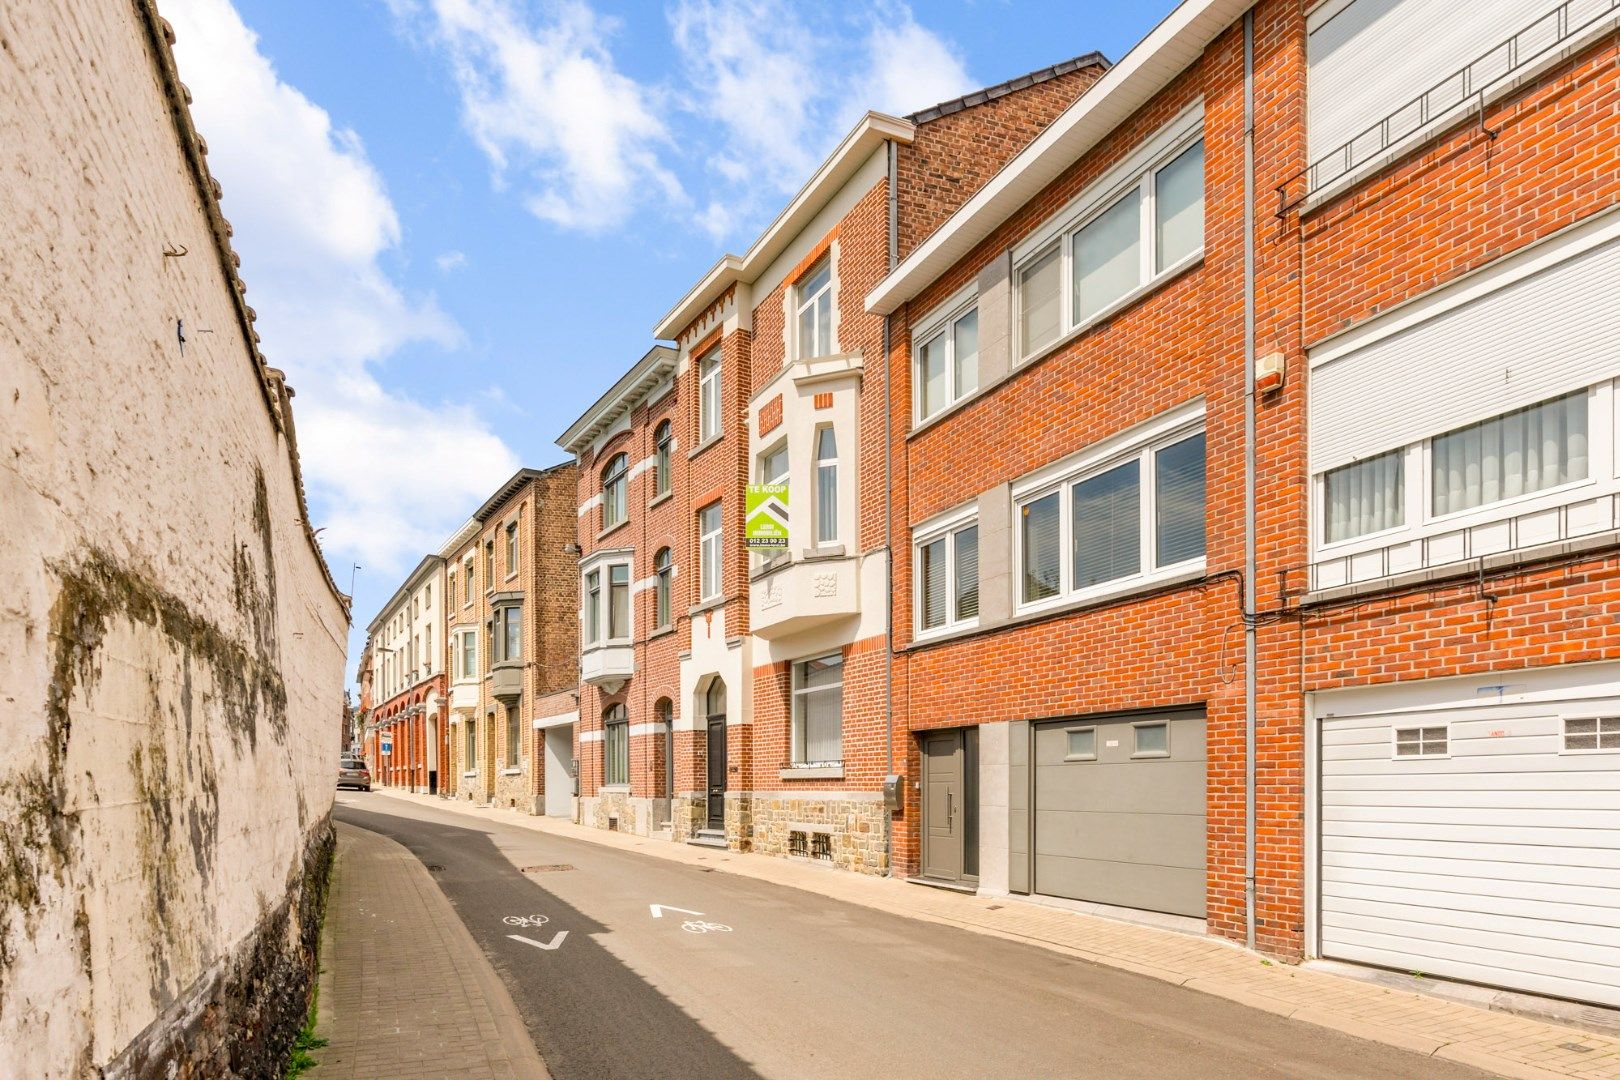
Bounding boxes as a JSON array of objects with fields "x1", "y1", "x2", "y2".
[
  {"x1": 435, "y1": 249, "x2": 469, "y2": 273},
  {"x1": 408, "y1": 0, "x2": 684, "y2": 232},
  {"x1": 851, "y1": 4, "x2": 977, "y2": 122},
  {"x1": 163, "y1": 0, "x2": 519, "y2": 575}
]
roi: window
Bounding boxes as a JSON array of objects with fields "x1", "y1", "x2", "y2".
[
  {"x1": 706, "y1": 678, "x2": 726, "y2": 719},
  {"x1": 447, "y1": 571, "x2": 456, "y2": 609},
  {"x1": 699, "y1": 503, "x2": 722, "y2": 602},
  {"x1": 424, "y1": 624, "x2": 432, "y2": 674},
  {"x1": 424, "y1": 582, "x2": 432, "y2": 608},
  {"x1": 654, "y1": 421, "x2": 672, "y2": 497},
  {"x1": 654, "y1": 548, "x2": 673, "y2": 629},
  {"x1": 792, "y1": 653, "x2": 843, "y2": 765},
  {"x1": 1133, "y1": 722, "x2": 1169, "y2": 758},
  {"x1": 759, "y1": 442, "x2": 788, "y2": 485},
  {"x1": 505, "y1": 521, "x2": 518, "y2": 575},
  {"x1": 459, "y1": 630, "x2": 476, "y2": 680},
  {"x1": 1013, "y1": 118, "x2": 1204, "y2": 359},
  {"x1": 1324, "y1": 450, "x2": 1405, "y2": 544},
  {"x1": 1565, "y1": 717, "x2": 1620, "y2": 752},
  {"x1": 585, "y1": 570, "x2": 601, "y2": 644},
  {"x1": 608, "y1": 564, "x2": 630, "y2": 640},
  {"x1": 698, "y1": 347, "x2": 722, "y2": 442},
  {"x1": 1065, "y1": 728, "x2": 1097, "y2": 760},
  {"x1": 796, "y1": 257, "x2": 834, "y2": 360},
  {"x1": 1394, "y1": 725, "x2": 1448, "y2": 758},
  {"x1": 464, "y1": 719, "x2": 477, "y2": 775},
  {"x1": 917, "y1": 519, "x2": 979, "y2": 634},
  {"x1": 498, "y1": 605, "x2": 521, "y2": 662},
  {"x1": 814, "y1": 426, "x2": 838, "y2": 546},
  {"x1": 915, "y1": 306, "x2": 979, "y2": 422},
  {"x1": 601, "y1": 453, "x2": 629, "y2": 530},
  {"x1": 1431, "y1": 391, "x2": 1587, "y2": 517},
  {"x1": 464, "y1": 559, "x2": 475, "y2": 606},
  {"x1": 484, "y1": 541, "x2": 494, "y2": 591},
  {"x1": 1017, "y1": 420, "x2": 1206, "y2": 607},
  {"x1": 505, "y1": 705, "x2": 521, "y2": 769},
  {"x1": 604, "y1": 705, "x2": 629, "y2": 785}
]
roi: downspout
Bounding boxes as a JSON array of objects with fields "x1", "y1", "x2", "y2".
[
  {"x1": 1242, "y1": 8, "x2": 1259, "y2": 952},
  {"x1": 884, "y1": 138, "x2": 899, "y2": 876}
]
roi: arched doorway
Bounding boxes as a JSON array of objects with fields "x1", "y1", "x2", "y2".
[{"x1": 704, "y1": 679, "x2": 726, "y2": 832}]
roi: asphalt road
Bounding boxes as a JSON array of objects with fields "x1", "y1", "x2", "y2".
[{"x1": 334, "y1": 794, "x2": 1483, "y2": 1080}]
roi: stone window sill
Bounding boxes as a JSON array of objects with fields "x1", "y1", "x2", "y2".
[
  {"x1": 596, "y1": 519, "x2": 630, "y2": 543},
  {"x1": 501, "y1": 767, "x2": 522, "y2": 776},
  {"x1": 648, "y1": 491, "x2": 673, "y2": 510},
  {"x1": 599, "y1": 783, "x2": 631, "y2": 792},
  {"x1": 462, "y1": 771, "x2": 478, "y2": 779},
  {"x1": 687, "y1": 432, "x2": 724, "y2": 461},
  {"x1": 780, "y1": 766, "x2": 843, "y2": 780},
  {"x1": 689, "y1": 596, "x2": 728, "y2": 617},
  {"x1": 647, "y1": 625, "x2": 676, "y2": 642}
]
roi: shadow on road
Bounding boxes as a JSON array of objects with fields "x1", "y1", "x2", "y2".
[{"x1": 337, "y1": 803, "x2": 758, "y2": 1080}]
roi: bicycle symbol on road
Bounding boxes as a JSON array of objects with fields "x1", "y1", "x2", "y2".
[
  {"x1": 681, "y1": 919, "x2": 732, "y2": 934},
  {"x1": 503, "y1": 914, "x2": 550, "y2": 929}
]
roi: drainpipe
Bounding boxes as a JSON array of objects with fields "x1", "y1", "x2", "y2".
[
  {"x1": 1242, "y1": 7, "x2": 1259, "y2": 953},
  {"x1": 883, "y1": 138, "x2": 899, "y2": 876}
]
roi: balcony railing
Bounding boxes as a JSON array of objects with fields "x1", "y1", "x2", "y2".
[{"x1": 1307, "y1": 0, "x2": 1620, "y2": 194}]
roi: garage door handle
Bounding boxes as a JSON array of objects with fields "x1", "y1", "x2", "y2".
[{"x1": 947, "y1": 792, "x2": 954, "y2": 821}]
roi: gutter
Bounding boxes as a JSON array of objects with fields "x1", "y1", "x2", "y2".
[
  {"x1": 1242, "y1": 9, "x2": 1258, "y2": 952},
  {"x1": 883, "y1": 138, "x2": 899, "y2": 877}
]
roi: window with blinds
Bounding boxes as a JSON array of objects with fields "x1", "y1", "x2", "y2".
[
  {"x1": 792, "y1": 653, "x2": 843, "y2": 765},
  {"x1": 1017, "y1": 422, "x2": 1206, "y2": 608},
  {"x1": 916, "y1": 518, "x2": 979, "y2": 635}
]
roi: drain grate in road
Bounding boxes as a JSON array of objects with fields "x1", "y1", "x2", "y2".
[{"x1": 521, "y1": 864, "x2": 576, "y2": 873}]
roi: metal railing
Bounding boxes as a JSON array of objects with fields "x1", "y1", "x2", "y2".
[{"x1": 1307, "y1": 0, "x2": 1620, "y2": 193}]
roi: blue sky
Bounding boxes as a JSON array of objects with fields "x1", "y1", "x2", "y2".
[{"x1": 159, "y1": 0, "x2": 1171, "y2": 680}]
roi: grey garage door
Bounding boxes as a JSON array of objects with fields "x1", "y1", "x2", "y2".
[{"x1": 1033, "y1": 710, "x2": 1207, "y2": 918}]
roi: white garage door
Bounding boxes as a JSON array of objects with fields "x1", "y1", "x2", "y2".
[{"x1": 1320, "y1": 704, "x2": 1620, "y2": 1008}]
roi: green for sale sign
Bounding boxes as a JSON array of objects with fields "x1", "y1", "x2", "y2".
[{"x1": 746, "y1": 483, "x2": 789, "y2": 549}]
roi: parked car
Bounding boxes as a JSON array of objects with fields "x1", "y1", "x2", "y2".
[{"x1": 338, "y1": 757, "x2": 371, "y2": 792}]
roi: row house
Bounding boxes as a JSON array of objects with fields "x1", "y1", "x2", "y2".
[
  {"x1": 441, "y1": 465, "x2": 580, "y2": 812},
  {"x1": 864, "y1": 0, "x2": 1620, "y2": 1010},
  {"x1": 363, "y1": 555, "x2": 447, "y2": 793},
  {"x1": 558, "y1": 57, "x2": 1109, "y2": 867}
]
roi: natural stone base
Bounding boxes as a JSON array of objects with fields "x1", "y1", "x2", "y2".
[
  {"x1": 102, "y1": 819, "x2": 334, "y2": 1079},
  {"x1": 671, "y1": 794, "x2": 706, "y2": 841},
  {"x1": 580, "y1": 793, "x2": 670, "y2": 836},
  {"x1": 738, "y1": 795, "x2": 888, "y2": 874}
]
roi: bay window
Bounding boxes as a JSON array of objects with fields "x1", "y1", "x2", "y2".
[
  {"x1": 1014, "y1": 109, "x2": 1204, "y2": 358},
  {"x1": 498, "y1": 605, "x2": 521, "y2": 662},
  {"x1": 585, "y1": 570, "x2": 601, "y2": 643},
  {"x1": 814, "y1": 426, "x2": 838, "y2": 546},
  {"x1": 459, "y1": 630, "x2": 476, "y2": 680},
  {"x1": 608, "y1": 564, "x2": 630, "y2": 640},
  {"x1": 792, "y1": 653, "x2": 843, "y2": 765},
  {"x1": 1017, "y1": 415, "x2": 1206, "y2": 608},
  {"x1": 917, "y1": 516, "x2": 979, "y2": 635},
  {"x1": 915, "y1": 303, "x2": 979, "y2": 422}
]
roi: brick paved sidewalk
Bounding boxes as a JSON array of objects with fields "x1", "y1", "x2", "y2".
[
  {"x1": 374, "y1": 788, "x2": 1620, "y2": 1080},
  {"x1": 311, "y1": 821, "x2": 549, "y2": 1079}
]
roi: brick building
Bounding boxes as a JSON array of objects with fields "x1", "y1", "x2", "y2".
[
  {"x1": 364, "y1": 555, "x2": 448, "y2": 793},
  {"x1": 865, "y1": 0, "x2": 1620, "y2": 1008},
  {"x1": 558, "y1": 57, "x2": 1109, "y2": 866},
  {"x1": 440, "y1": 465, "x2": 580, "y2": 812}
]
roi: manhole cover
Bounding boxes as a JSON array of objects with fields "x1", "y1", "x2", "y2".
[
  {"x1": 425, "y1": 864, "x2": 444, "y2": 872},
  {"x1": 1559, "y1": 1044, "x2": 1596, "y2": 1054},
  {"x1": 521, "y1": 864, "x2": 576, "y2": 873}
]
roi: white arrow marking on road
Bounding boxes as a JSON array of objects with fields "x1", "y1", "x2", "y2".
[
  {"x1": 649, "y1": 904, "x2": 704, "y2": 919},
  {"x1": 508, "y1": 931, "x2": 568, "y2": 951}
]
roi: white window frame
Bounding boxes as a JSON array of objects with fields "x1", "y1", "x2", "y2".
[
  {"x1": 1011, "y1": 105, "x2": 1205, "y2": 361},
  {"x1": 913, "y1": 289, "x2": 980, "y2": 424},
  {"x1": 1011, "y1": 403, "x2": 1207, "y2": 615},
  {"x1": 584, "y1": 569, "x2": 601, "y2": 644},
  {"x1": 1392, "y1": 724, "x2": 1450, "y2": 759},
  {"x1": 1311, "y1": 382, "x2": 1614, "y2": 566},
  {"x1": 699, "y1": 503, "x2": 723, "y2": 602},
  {"x1": 457, "y1": 629, "x2": 477, "y2": 682},
  {"x1": 1562, "y1": 715, "x2": 1620, "y2": 755},
  {"x1": 791, "y1": 653, "x2": 843, "y2": 766},
  {"x1": 698, "y1": 347, "x2": 722, "y2": 442},
  {"x1": 606, "y1": 562, "x2": 632, "y2": 642},
  {"x1": 814, "y1": 425, "x2": 839, "y2": 547},
  {"x1": 795, "y1": 256, "x2": 835, "y2": 361},
  {"x1": 912, "y1": 504, "x2": 980, "y2": 639}
]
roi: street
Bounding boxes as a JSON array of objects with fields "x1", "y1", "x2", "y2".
[{"x1": 333, "y1": 795, "x2": 1486, "y2": 1080}]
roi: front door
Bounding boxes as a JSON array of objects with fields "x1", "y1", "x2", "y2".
[
  {"x1": 922, "y1": 729, "x2": 978, "y2": 883},
  {"x1": 706, "y1": 718, "x2": 727, "y2": 831}
]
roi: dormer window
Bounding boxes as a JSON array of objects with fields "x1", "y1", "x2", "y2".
[{"x1": 796, "y1": 257, "x2": 834, "y2": 360}]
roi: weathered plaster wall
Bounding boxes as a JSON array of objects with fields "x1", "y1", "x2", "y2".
[{"x1": 0, "y1": 2, "x2": 349, "y2": 1075}]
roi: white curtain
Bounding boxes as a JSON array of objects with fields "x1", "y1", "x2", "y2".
[
  {"x1": 1075, "y1": 190, "x2": 1141, "y2": 322},
  {"x1": 1325, "y1": 449, "x2": 1403, "y2": 542},
  {"x1": 1431, "y1": 391, "x2": 1587, "y2": 516},
  {"x1": 1019, "y1": 245, "x2": 1062, "y2": 354},
  {"x1": 796, "y1": 656, "x2": 843, "y2": 764},
  {"x1": 1155, "y1": 140, "x2": 1204, "y2": 271}
]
